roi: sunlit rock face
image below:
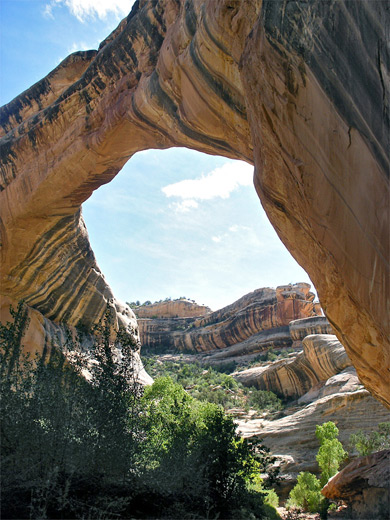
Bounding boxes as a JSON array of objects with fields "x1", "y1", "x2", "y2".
[
  {"x1": 289, "y1": 317, "x2": 333, "y2": 345},
  {"x1": 138, "y1": 284, "x2": 320, "y2": 353},
  {"x1": 0, "y1": 1, "x2": 388, "y2": 406},
  {"x1": 237, "y1": 391, "x2": 390, "y2": 500},
  {"x1": 135, "y1": 300, "x2": 211, "y2": 319},
  {"x1": 234, "y1": 334, "x2": 352, "y2": 399},
  {"x1": 322, "y1": 450, "x2": 390, "y2": 519}
]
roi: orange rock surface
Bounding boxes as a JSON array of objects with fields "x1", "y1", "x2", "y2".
[
  {"x1": 135, "y1": 300, "x2": 211, "y2": 319},
  {"x1": 138, "y1": 284, "x2": 320, "y2": 353},
  {"x1": 0, "y1": 1, "x2": 388, "y2": 406},
  {"x1": 322, "y1": 450, "x2": 390, "y2": 519}
]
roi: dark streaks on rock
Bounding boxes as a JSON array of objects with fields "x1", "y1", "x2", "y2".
[{"x1": 262, "y1": 0, "x2": 390, "y2": 176}]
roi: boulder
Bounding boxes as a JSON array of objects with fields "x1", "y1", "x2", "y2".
[{"x1": 322, "y1": 450, "x2": 390, "y2": 519}]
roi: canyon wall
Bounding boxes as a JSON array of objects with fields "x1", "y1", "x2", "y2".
[
  {"x1": 138, "y1": 283, "x2": 320, "y2": 353},
  {"x1": 135, "y1": 299, "x2": 211, "y2": 319},
  {"x1": 0, "y1": 1, "x2": 388, "y2": 406},
  {"x1": 234, "y1": 334, "x2": 352, "y2": 399}
]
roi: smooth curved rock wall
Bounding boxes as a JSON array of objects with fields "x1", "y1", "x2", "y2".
[
  {"x1": 240, "y1": 0, "x2": 389, "y2": 406},
  {"x1": 234, "y1": 334, "x2": 351, "y2": 399},
  {"x1": 0, "y1": 0, "x2": 388, "y2": 406},
  {"x1": 238, "y1": 391, "x2": 390, "y2": 498},
  {"x1": 138, "y1": 284, "x2": 320, "y2": 353}
]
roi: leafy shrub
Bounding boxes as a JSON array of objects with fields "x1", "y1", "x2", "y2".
[
  {"x1": 267, "y1": 350, "x2": 277, "y2": 362},
  {"x1": 212, "y1": 360, "x2": 238, "y2": 374},
  {"x1": 248, "y1": 388, "x2": 283, "y2": 412},
  {"x1": 264, "y1": 488, "x2": 279, "y2": 508},
  {"x1": 315, "y1": 422, "x2": 347, "y2": 486},
  {"x1": 286, "y1": 472, "x2": 323, "y2": 513},
  {"x1": 287, "y1": 421, "x2": 346, "y2": 516},
  {"x1": 349, "y1": 422, "x2": 390, "y2": 456},
  {"x1": 1, "y1": 303, "x2": 274, "y2": 519}
]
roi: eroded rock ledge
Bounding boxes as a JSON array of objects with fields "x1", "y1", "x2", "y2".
[
  {"x1": 322, "y1": 450, "x2": 390, "y2": 519},
  {"x1": 234, "y1": 334, "x2": 351, "y2": 399},
  {"x1": 0, "y1": 0, "x2": 388, "y2": 406},
  {"x1": 138, "y1": 283, "x2": 321, "y2": 354}
]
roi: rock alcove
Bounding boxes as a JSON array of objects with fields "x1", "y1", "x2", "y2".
[{"x1": 0, "y1": 0, "x2": 388, "y2": 407}]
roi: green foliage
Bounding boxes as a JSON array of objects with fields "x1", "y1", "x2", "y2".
[
  {"x1": 1, "y1": 303, "x2": 275, "y2": 519},
  {"x1": 315, "y1": 421, "x2": 339, "y2": 444},
  {"x1": 286, "y1": 472, "x2": 323, "y2": 513},
  {"x1": 212, "y1": 360, "x2": 238, "y2": 374},
  {"x1": 287, "y1": 421, "x2": 346, "y2": 516},
  {"x1": 247, "y1": 388, "x2": 283, "y2": 412},
  {"x1": 267, "y1": 350, "x2": 277, "y2": 362},
  {"x1": 315, "y1": 422, "x2": 347, "y2": 486},
  {"x1": 317, "y1": 438, "x2": 347, "y2": 486},
  {"x1": 143, "y1": 355, "x2": 283, "y2": 414},
  {"x1": 264, "y1": 488, "x2": 280, "y2": 509},
  {"x1": 349, "y1": 422, "x2": 390, "y2": 456},
  {"x1": 1, "y1": 304, "x2": 142, "y2": 519}
]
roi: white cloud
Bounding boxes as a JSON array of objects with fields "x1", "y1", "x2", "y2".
[
  {"x1": 211, "y1": 225, "x2": 256, "y2": 246},
  {"x1": 161, "y1": 161, "x2": 253, "y2": 205},
  {"x1": 229, "y1": 224, "x2": 250, "y2": 233},
  {"x1": 45, "y1": 0, "x2": 135, "y2": 22},
  {"x1": 170, "y1": 199, "x2": 199, "y2": 213},
  {"x1": 67, "y1": 41, "x2": 97, "y2": 53}
]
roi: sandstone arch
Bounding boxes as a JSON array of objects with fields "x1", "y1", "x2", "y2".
[{"x1": 0, "y1": 1, "x2": 389, "y2": 407}]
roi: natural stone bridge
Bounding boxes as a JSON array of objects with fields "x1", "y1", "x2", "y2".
[{"x1": 0, "y1": 1, "x2": 389, "y2": 406}]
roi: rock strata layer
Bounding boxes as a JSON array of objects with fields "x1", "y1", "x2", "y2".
[
  {"x1": 138, "y1": 284, "x2": 320, "y2": 354},
  {"x1": 234, "y1": 334, "x2": 351, "y2": 399},
  {"x1": 322, "y1": 450, "x2": 390, "y2": 519},
  {"x1": 237, "y1": 391, "x2": 390, "y2": 497},
  {"x1": 0, "y1": 0, "x2": 388, "y2": 406},
  {"x1": 135, "y1": 300, "x2": 211, "y2": 319}
]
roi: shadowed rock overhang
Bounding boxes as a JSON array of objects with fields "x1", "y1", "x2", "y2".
[{"x1": 0, "y1": 0, "x2": 389, "y2": 407}]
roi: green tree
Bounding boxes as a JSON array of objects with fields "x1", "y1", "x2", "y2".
[
  {"x1": 1, "y1": 303, "x2": 273, "y2": 519},
  {"x1": 316, "y1": 422, "x2": 347, "y2": 486},
  {"x1": 139, "y1": 376, "x2": 267, "y2": 518},
  {"x1": 349, "y1": 422, "x2": 390, "y2": 456},
  {"x1": 287, "y1": 472, "x2": 323, "y2": 513},
  {"x1": 287, "y1": 421, "x2": 347, "y2": 517}
]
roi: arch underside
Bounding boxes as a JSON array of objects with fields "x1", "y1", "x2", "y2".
[{"x1": 0, "y1": 1, "x2": 389, "y2": 406}]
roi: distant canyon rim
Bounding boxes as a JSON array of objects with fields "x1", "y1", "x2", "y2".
[{"x1": 0, "y1": 1, "x2": 389, "y2": 406}]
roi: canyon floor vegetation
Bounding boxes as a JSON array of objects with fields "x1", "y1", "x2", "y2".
[
  {"x1": 0, "y1": 303, "x2": 279, "y2": 520},
  {"x1": 142, "y1": 356, "x2": 283, "y2": 415}
]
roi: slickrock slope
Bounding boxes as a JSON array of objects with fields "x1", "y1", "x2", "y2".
[
  {"x1": 135, "y1": 300, "x2": 211, "y2": 319},
  {"x1": 0, "y1": 1, "x2": 388, "y2": 406},
  {"x1": 322, "y1": 450, "x2": 390, "y2": 519},
  {"x1": 234, "y1": 334, "x2": 351, "y2": 399},
  {"x1": 237, "y1": 391, "x2": 390, "y2": 497},
  {"x1": 138, "y1": 284, "x2": 320, "y2": 353}
]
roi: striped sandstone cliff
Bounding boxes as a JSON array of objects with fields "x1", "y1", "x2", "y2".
[{"x1": 0, "y1": 1, "x2": 388, "y2": 406}]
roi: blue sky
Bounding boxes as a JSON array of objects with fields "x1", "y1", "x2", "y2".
[{"x1": 1, "y1": 0, "x2": 316, "y2": 311}]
